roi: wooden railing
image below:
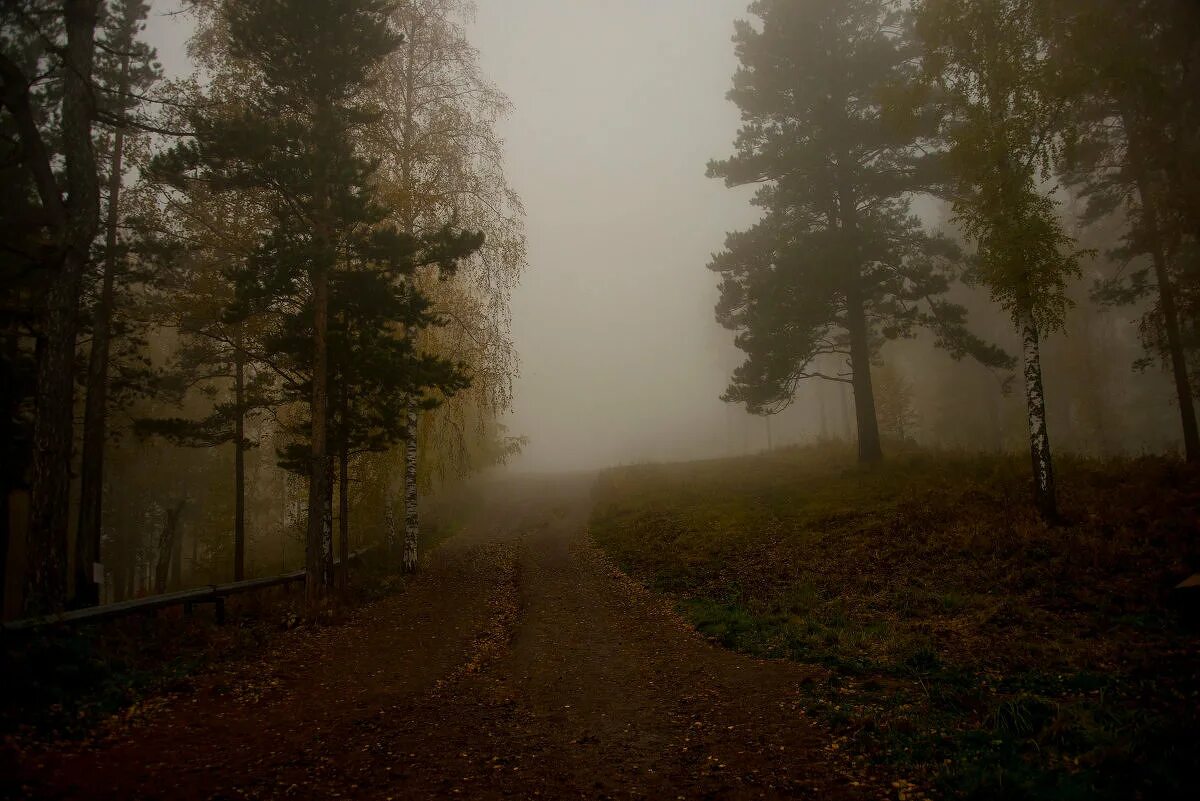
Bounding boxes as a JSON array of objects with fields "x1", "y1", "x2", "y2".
[{"x1": 2, "y1": 550, "x2": 372, "y2": 633}]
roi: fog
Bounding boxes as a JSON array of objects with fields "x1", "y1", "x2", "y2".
[
  {"x1": 145, "y1": 0, "x2": 765, "y2": 472},
  {"x1": 471, "y1": 1, "x2": 759, "y2": 471},
  {"x1": 141, "y1": 0, "x2": 1184, "y2": 475},
  {"x1": 5, "y1": 1, "x2": 1199, "y2": 792}
]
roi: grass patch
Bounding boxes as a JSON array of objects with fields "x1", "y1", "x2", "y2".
[{"x1": 591, "y1": 442, "x2": 1200, "y2": 800}]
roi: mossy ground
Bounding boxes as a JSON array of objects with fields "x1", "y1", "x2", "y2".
[{"x1": 590, "y1": 442, "x2": 1200, "y2": 800}]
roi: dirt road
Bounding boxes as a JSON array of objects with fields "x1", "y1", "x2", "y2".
[{"x1": 11, "y1": 475, "x2": 888, "y2": 800}]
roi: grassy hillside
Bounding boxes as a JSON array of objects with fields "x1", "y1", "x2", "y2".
[{"x1": 591, "y1": 444, "x2": 1200, "y2": 800}]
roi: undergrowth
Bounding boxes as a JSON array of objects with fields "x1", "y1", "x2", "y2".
[
  {"x1": 0, "y1": 528, "x2": 456, "y2": 743},
  {"x1": 591, "y1": 442, "x2": 1200, "y2": 800}
]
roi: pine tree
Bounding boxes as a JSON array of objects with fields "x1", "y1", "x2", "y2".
[
  {"x1": 710, "y1": 0, "x2": 1010, "y2": 462},
  {"x1": 1, "y1": 0, "x2": 104, "y2": 614},
  {"x1": 159, "y1": 0, "x2": 402, "y2": 602},
  {"x1": 265, "y1": 225, "x2": 481, "y2": 577},
  {"x1": 1054, "y1": 0, "x2": 1200, "y2": 461},
  {"x1": 73, "y1": 0, "x2": 162, "y2": 607}
]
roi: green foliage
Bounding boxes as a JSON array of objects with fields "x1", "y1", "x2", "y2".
[
  {"x1": 919, "y1": 0, "x2": 1085, "y2": 332},
  {"x1": 149, "y1": 0, "x2": 483, "y2": 474}
]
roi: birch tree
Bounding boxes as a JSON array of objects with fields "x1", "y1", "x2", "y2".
[
  {"x1": 370, "y1": 0, "x2": 525, "y2": 571},
  {"x1": 920, "y1": 0, "x2": 1085, "y2": 518},
  {"x1": 165, "y1": 0, "x2": 402, "y2": 602}
]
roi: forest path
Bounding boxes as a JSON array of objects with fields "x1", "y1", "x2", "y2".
[{"x1": 14, "y1": 474, "x2": 886, "y2": 800}]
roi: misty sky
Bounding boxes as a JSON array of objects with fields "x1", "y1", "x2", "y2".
[{"x1": 146, "y1": 1, "x2": 766, "y2": 472}]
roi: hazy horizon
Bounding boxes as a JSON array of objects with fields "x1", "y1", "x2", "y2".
[{"x1": 472, "y1": 1, "x2": 764, "y2": 472}]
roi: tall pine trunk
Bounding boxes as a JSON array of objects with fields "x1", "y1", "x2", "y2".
[
  {"x1": 323, "y1": 455, "x2": 334, "y2": 588},
  {"x1": 306, "y1": 260, "x2": 329, "y2": 603},
  {"x1": 338, "y1": 444, "x2": 349, "y2": 589},
  {"x1": 398, "y1": 27, "x2": 420, "y2": 576},
  {"x1": 838, "y1": 170, "x2": 883, "y2": 463},
  {"x1": 845, "y1": 282, "x2": 883, "y2": 463},
  {"x1": 336, "y1": 379, "x2": 349, "y2": 588},
  {"x1": 1019, "y1": 312, "x2": 1057, "y2": 519},
  {"x1": 1128, "y1": 139, "x2": 1199, "y2": 462},
  {"x1": 306, "y1": 103, "x2": 332, "y2": 605},
  {"x1": 25, "y1": 0, "x2": 102, "y2": 615},
  {"x1": 402, "y1": 405, "x2": 419, "y2": 573},
  {"x1": 233, "y1": 328, "x2": 247, "y2": 580},
  {"x1": 74, "y1": 74, "x2": 129, "y2": 607},
  {"x1": 153, "y1": 500, "x2": 185, "y2": 594}
]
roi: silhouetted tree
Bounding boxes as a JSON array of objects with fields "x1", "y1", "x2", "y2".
[
  {"x1": 158, "y1": 0, "x2": 403, "y2": 602},
  {"x1": 1055, "y1": 0, "x2": 1200, "y2": 461},
  {"x1": 74, "y1": 0, "x2": 162, "y2": 607},
  {"x1": 1, "y1": 0, "x2": 104, "y2": 614},
  {"x1": 710, "y1": 0, "x2": 1009, "y2": 463}
]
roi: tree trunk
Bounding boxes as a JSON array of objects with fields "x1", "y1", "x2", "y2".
[
  {"x1": 335, "y1": 382, "x2": 349, "y2": 588},
  {"x1": 845, "y1": 282, "x2": 883, "y2": 463},
  {"x1": 402, "y1": 405, "x2": 419, "y2": 573},
  {"x1": 306, "y1": 112, "x2": 332, "y2": 605},
  {"x1": 25, "y1": 0, "x2": 102, "y2": 616},
  {"x1": 1129, "y1": 151, "x2": 1199, "y2": 462},
  {"x1": 233, "y1": 328, "x2": 246, "y2": 581},
  {"x1": 338, "y1": 444, "x2": 349, "y2": 589},
  {"x1": 74, "y1": 57, "x2": 129, "y2": 607},
  {"x1": 1019, "y1": 312, "x2": 1057, "y2": 519},
  {"x1": 836, "y1": 166, "x2": 883, "y2": 464},
  {"x1": 323, "y1": 455, "x2": 334, "y2": 588},
  {"x1": 153, "y1": 500, "x2": 186, "y2": 594}
]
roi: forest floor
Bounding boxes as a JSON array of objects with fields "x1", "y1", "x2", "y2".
[
  {"x1": 3, "y1": 473, "x2": 893, "y2": 801},
  {"x1": 591, "y1": 443, "x2": 1200, "y2": 801}
]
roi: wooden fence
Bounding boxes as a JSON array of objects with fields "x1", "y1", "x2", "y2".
[{"x1": 2, "y1": 550, "x2": 371, "y2": 633}]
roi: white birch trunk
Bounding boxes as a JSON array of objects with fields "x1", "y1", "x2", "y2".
[
  {"x1": 1019, "y1": 311, "x2": 1057, "y2": 519},
  {"x1": 402, "y1": 406, "x2": 419, "y2": 573}
]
